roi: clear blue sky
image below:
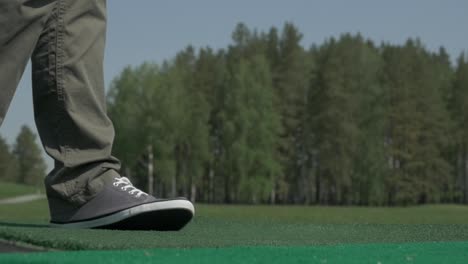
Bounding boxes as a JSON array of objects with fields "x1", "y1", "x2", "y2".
[{"x1": 1, "y1": 0, "x2": 467, "y2": 170}]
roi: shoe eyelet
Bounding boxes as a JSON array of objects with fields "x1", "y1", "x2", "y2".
[{"x1": 113, "y1": 183, "x2": 118, "y2": 187}]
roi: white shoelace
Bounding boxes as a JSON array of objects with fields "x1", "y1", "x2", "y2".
[{"x1": 113, "y1": 177, "x2": 147, "y2": 198}]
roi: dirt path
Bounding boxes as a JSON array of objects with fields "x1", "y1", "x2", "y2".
[
  {"x1": 0, "y1": 195, "x2": 48, "y2": 253},
  {"x1": 0, "y1": 241, "x2": 44, "y2": 253},
  {"x1": 0, "y1": 194, "x2": 46, "y2": 205}
]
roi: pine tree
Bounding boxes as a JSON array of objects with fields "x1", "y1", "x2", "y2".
[
  {"x1": 274, "y1": 23, "x2": 311, "y2": 203},
  {"x1": 109, "y1": 48, "x2": 211, "y2": 200},
  {"x1": 450, "y1": 53, "x2": 468, "y2": 203},
  {"x1": 107, "y1": 24, "x2": 461, "y2": 205},
  {"x1": 219, "y1": 55, "x2": 281, "y2": 203},
  {"x1": 309, "y1": 34, "x2": 387, "y2": 205},
  {"x1": 194, "y1": 48, "x2": 227, "y2": 202},
  {"x1": 308, "y1": 36, "x2": 361, "y2": 204},
  {"x1": 0, "y1": 134, "x2": 18, "y2": 182},
  {"x1": 108, "y1": 64, "x2": 162, "y2": 192},
  {"x1": 13, "y1": 125, "x2": 47, "y2": 187},
  {"x1": 172, "y1": 47, "x2": 211, "y2": 202},
  {"x1": 381, "y1": 40, "x2": 452, "y2": 204}
]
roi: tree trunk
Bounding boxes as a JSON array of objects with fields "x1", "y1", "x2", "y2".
[
  {"x1": 190, "y1": 183, "x2": 197, "y2": 203},
  {"x1": 456, "y1": 145, "x2": 463, "y2": 202},
  {"x1": 172, "y1": 174, "x2": 177, "y2": 197},
  {"x1": 172, "y1": 169, "x2": 178, "y2": 198},
  {"x1": 224, "y1": 171, "x2": 230, "y2": 203},
  {"x1": 147, "y1": 144, "x2": 154, "y2": 195},
  {"x1": 209, "y1": 166, "x2": 214, "y2": 202},
  {"x1": 158, "y1": 182, "x2": 164, "y2": 198},
  {"x1": 299, "y1": 162, "x2": 313, "y2": 204},
  {"x1": 172, "y1": 145, "x2": 179, "y2": 198},
  {"x1": 182, "y1": 144, "x2": 189, "y2": 198},
  {"x1": 464, "y1": 144, "x2": 468, "y2": 204},
  {"x1": 270, "y1": 180, "x2": 276, "y2": 205},
  {"x1": 125, "y1": 166, "x2": 132, "y2": 178},
  {"x1": 315, "y1": 168, "x2": 321, "y2": 204}
]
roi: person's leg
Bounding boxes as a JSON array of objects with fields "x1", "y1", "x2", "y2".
[
  {"x1": 0, "y1": 0, "x2": 55, "y2": 126},
  {"x1": 31, "y1": 0, "x2": 194, "y2": 229},
  {"x1": 31, "y1": 0, "x2": 121, "y2": 220}
]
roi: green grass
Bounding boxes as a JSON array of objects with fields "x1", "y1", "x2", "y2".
[
  {"x1": 0, "y1": 199, "x2": 49, "y2": 222},
  {"x1": 1, "y1": 201, "x2": 468, "y2": 251},
  {"x1": 199, "y1": 203, "x2": 468, "y2": 224},
  {"x1": 4, "y1": 199, "x2": 468, "y2": 224},
  {"x1": 1, "y1": 200, "x2": 468, "y2": 263},
  {"x1": 2, "y1": 242, "x2": 468, "y2": 264},
  {"x1": 0, "y1": 181, "x2": 43, "y2": 199}
]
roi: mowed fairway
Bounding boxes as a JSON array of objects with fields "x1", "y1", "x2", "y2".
[{"x1": 1, "y1": 196, "x2": 468, "y2": 262}]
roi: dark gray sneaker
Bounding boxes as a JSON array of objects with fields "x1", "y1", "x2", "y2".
[{"x1": 49, "y1": 177, "x2": 194, "y2": 231}]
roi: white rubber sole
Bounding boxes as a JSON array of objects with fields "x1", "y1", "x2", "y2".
[{"x1": 50, "y1": 199, "x2": 195, "y2": 229}]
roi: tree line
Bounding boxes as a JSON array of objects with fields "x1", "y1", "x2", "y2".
[
  {"x1": 0, "y1": 125, "x2": 47, "y2": 189},
  {"x1": 107, "y1": 23, "x2": 467, "y2": 205}
]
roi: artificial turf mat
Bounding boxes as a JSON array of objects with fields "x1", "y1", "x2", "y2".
[
  {"x1": 1, "y1": 241, "x2": 468, "y2": 264},
  {"x1": 2, "y1": 220, "x2": 468, "y2": 250},
  {"x1": 2, "y1": 202, "x2": 468, "y2": 250}
]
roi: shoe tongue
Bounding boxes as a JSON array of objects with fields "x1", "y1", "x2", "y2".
[
  {"x1": 141, "y1": 194, "x2": 158, "y2": 202},
  {"x1": 123, "y1": 179, "x2": 131, "y2": 185},
  {"x1": 116, "y1": 176, "x2": 131, "y2": 185},
  {"x1": 100, "y1": 169, "x2": 123, "y2": 185}
]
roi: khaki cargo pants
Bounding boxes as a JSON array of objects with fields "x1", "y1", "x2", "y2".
[{"x1": 0, "y1": 0, "x2": 121, "y2": 210}]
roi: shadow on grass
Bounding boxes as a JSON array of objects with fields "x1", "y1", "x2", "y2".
[{"x1": 0, "y1": 222, "x2": 49, "y2": 228}]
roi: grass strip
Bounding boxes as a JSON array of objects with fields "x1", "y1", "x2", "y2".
[
  {"x1": 4, "y1": 201, "x2": 468, "y2": 224},
  {"x1": 1, "y1": 241, "x2": 468, "y2": 264},
  {"x1": 0, "y1": 181, "x2": 43, "y2": 200},
  {"x1": 2, "y1": 202, "x2": 468, "y2": 250},
  {"x1": 1, "y1": 220, "x2": 468, "y2": 250}
]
